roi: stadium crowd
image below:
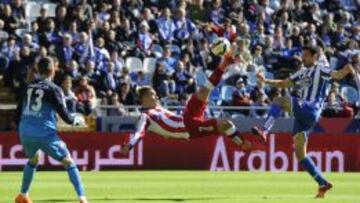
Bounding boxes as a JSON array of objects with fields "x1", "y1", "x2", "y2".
[{"x1": 0, "y1": 0, "x2": 359, "y2": 118}]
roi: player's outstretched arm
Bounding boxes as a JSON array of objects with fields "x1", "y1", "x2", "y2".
[
  {"x1": 331, "y1": 64, "x2": 355, "y2": 80},
  {"x1": 257, "y1": 71, "x2": 294, "y2": 88},
  {"x1": 121, "y1": 113, "x2": 147, "y2": 155}
]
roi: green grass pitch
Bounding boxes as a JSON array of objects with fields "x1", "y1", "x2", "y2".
[{"x1": 1, "y1": 171, "x2": 359, "y2": 203}]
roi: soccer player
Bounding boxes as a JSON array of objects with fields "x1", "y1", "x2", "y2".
[
  {"x1": 251, "y1": 46, "x2": 355, "y2": 198},
  {"x1": 120, "y1": 51, "x2": 252, "y2": 154},
  {"x1": 14, "y1": 57, "x2": 89, "y2": 203}
]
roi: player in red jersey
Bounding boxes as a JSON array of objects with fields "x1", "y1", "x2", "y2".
[{"x1": 121, "y1": 51, "x2": 252, "y2": 154}]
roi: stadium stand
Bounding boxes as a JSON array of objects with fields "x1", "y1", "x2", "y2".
[{"x1": 0, "y1": 0, "x2": 359, "y2": 131}]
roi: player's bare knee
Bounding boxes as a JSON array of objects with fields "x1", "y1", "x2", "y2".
[
  {"x1": 29, "y1": 153, "x2": 40, "y2": 165},
  {"x1": 217, "y1": 119, "x2": 236, "y2": 136}
]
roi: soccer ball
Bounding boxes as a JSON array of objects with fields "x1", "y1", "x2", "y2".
[{"x1": 210, "y1": 37, "x2": 231, "y2": 56}]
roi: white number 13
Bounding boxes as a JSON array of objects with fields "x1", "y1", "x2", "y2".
[{"x1": 26, "y1": 88, "x2": 45, "y2": 112}]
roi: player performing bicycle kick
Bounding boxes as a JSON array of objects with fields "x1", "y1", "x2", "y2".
[{"x1": 120, "y1": 50, "x2": 253, "y2": 154}]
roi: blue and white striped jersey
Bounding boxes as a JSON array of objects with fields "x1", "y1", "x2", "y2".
[{"x1": 290, "y1": 64, "x2": 332, "y2": 105}]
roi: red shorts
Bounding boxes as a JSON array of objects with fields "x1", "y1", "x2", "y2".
[{"x1": 183, "y1": 94, "x2": 218, "y2": 138}]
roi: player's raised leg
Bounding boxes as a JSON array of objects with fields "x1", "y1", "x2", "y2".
[
  {"x1": 252, "y1": 96, "x2": 291, "y2": 143},
  {"x1": 183, "y1": 51, "x2": 252, "y2": 150},
  {"x1": 294, "y1": 132, "x2": 332, "y2": 198}
]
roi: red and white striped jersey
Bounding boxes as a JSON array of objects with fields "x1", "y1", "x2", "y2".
[{"x1": 129, "y1": 105, "x2": 189, "y2": 147}]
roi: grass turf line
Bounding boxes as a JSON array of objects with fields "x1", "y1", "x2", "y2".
[{"x1": 1, "y1": 171, "x2": 359, "y2": 203}]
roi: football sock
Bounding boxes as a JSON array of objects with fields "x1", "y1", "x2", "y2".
[
  {"x1": 20, "y1": 162, "x2": 37, "y2": 195},
  {"x1": 66, "y1": 164, "x2": 85, "y2": 198},
  {"x1": 262, "y1": 103, "x2": 281, "y2": 134},
  {"x1": 206, "y1": 68, "x2": 225, "y2": 89},
  {"x1": 300, "y1": 157, "x2": 327, "y2": 186}
]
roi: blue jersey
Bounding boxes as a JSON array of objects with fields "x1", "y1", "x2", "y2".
[
  {"x1": 290, "y1": 64, "x2": 332, "y2": 106},
  {"x1": 16, "y1": 79, "x2": 74, "y2": 138}
]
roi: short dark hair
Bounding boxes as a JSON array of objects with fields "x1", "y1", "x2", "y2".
[
  {"x1": 137, "y1": 86, "x2": 154, "y2": 103},
  {"x1": 38, "y1": 57, "x2": 54, "y2": 76},
  {"x1": 303, "y1": 45, "x2": 320, "y2": 56}
]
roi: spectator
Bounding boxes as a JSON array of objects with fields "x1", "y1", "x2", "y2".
[
  {"x1": 1, "y1": 36, "x2": 20, "y2": 62},
  {"x1": 210, "y1": 0, "x2": 225, "y2": 25},
  {"x1": 159, "y1": 46, "x2": 177, "y2": 74},
  {"x1": 82, "y1": 59, "x2": 98, "y2": 86},
  {"x1": 136, "y1": 22, "x2": 153, "y2": 57},
  {"x1": 232, "y1": 77, "x2": 251, "y2": 116},
  {"x1": 172, "y1": 61, "x2": 195, "y2": 94},
  {"x1": 174, "y1": 8, "x2": 196, "y2": 43},
  {"x1": 118, "y1": 82, "x2": 135, "y2": 105},
  {"x1": 40, "y1": 19, "x2": 61, "y2": 47},
  {"x1": 75, "y1": 76, "x2": 96, "y2": 115},
  {"x1": 1, "y1": 4, "x2": 19, "y2": 35},
  {"x1": 0, "y1": 20, "x2": 9, "y2": 42},
  {"x1": 251, "y1": 92, "x2": 269, "y2": 117},
  {"x1": 152, "y1": 62, "x2": 175, "y2": 98},
  {"x1": 22, "y1": 34, "x2": 39, "y2": 52},
  {"x1": 98, "y1": 62, "x2": 117, "y2": 104},
  {"x1": 11, "y1": 0, "x2": 26, "y2": 27},
  {"x1": 54, "y1": 5, "x2": 69, "y2": 33},
  {"x1": 250, "y1": 81, "x2": 269, "y2": 103},
  {"x1": 56, "y1": 34, "x2": 75, "y2": 68},
  {"x1": 61, "y1": 75, "x2": 77, "y2": 113},
  {"x1": 36, "y1": 7, "x2": 49, "y2": 33},
  {"x1": 156, "y1": 8, "x2": 176, "y2": 45}
]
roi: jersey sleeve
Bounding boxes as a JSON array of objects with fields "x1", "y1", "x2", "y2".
[
  {"x1": 51, "y1": 87, "x2": 75, "y2": 124},
  {"x1": 128, "y1": 113, "x2": 149, "y2": 149},
  {"x1": 289, "y1": 68, "x2": 306, "y2": 83},
  {"x1": 319, "y1": 64, "x2": 332, "y2": 77}
]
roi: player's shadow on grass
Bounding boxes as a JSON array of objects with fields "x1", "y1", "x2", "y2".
[{"x1": 36, "y1": 197, "x2": 229, "y2": 202}]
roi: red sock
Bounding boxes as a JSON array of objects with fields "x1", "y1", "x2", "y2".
[{"x1": 209, "y1": 68, "x2": 225, "y2": 87}]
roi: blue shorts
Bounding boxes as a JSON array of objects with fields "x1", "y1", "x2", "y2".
[
  {"x1": 20, "y1": 135, "x2": 69, "y2": 161},
  {"x1": 291, "y1": 97, "x2": 321, "y2": 137}
]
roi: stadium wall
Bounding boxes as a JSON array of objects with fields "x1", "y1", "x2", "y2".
[{"x1": 0, "y1": 132, "x2": 360, "y2": 172}]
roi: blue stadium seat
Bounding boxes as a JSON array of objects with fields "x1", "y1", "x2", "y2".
[
  {"x1": 126, "y1": 57, "x2": 143, "y2": 72},
  {"x1": 209, "y1": 88, "x2": 220, "y2": 103},
  {"x1": 151, "y1": 44, "x2": 163, "y2": 57},
  {"x1": 220, "y1": 85, "x2": 236, "y2": 102},
  {"x1": 341, "y1": 86, "x2": 359, "y2": 104}
]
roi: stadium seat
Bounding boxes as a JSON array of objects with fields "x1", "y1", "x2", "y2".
[
  {"x1": 341, "y1": 86, "x2": 359, "y2": 104},
  {"x1": 43, "y1": 3, "x2": 57, "y2": 17},
  {"x1": 151, "y1": 44, "x2": 163, "y2": 58},
  {"x1": 26, "y1": 2, "x2": 41, "y2": 21},
  {"x1": 125, "y1": 57, "x2": 143, "y2": 72},
  {"x1": 209, "y1": 88, "x2": 220, "y2": 104},
  {"x1": 220, "y1": 85, "x2": 236, "y2": 102},
  {"x1": 143, "y1": 57, "x2": 157, "y2": 74},
  {"x1": 15, "y1": 29, "x2": 28, "y2": 38}
]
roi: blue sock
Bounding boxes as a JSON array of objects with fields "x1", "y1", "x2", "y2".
[
  {"x1": 20, "y1": 162, "x2": 37, "y2": 194},
  {"x1": 66, "y1": 165, "x2": 85, "y2": 197},
  {"x1": 262, "y1": 104, "x2": 281, "y2": 133},
  {"x1": 300, "y1": 157, "x2": 327, "y2": 186}
]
